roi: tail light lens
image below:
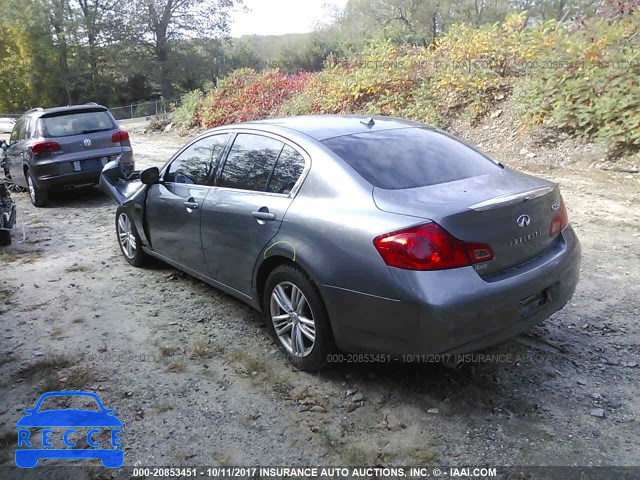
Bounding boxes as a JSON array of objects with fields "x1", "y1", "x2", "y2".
[
  {"x1": 30, "y1": 141, "x2": 61, "y2": 155},
  {"x1": 550, "y1": 195, "x2": 569, "y2": 237},
  {"x1": 465, "y1": 242, "x2": 495, "y2": 263},
  {"x1": 112, "y1": 131, "x2": 129, "y2": 143},
  {"x1": 373, "y1": 223, "x2": 494, "y2": 271}
]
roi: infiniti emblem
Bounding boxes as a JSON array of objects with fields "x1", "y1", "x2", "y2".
[
  {"x1": 83, "y1": 139, "x2": 92, "y2": 147},
  {"x1": 517, "y1": 214, "x2": 531, "y2": 228}
]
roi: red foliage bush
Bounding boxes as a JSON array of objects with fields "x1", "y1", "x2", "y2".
[{"x1": 200, "y1": 69, "x2": 313, "y2": 128}]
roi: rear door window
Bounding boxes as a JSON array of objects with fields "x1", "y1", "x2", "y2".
[
  {"x1": 10, "y1": 118, "x2": 25, "y2": 142},
  {"x1": 41, "y1": 110, "x2": 116, "y2": 137},
  {"x1": 217, "y1": 134, "x2": 284, "y2": 191},
  {"x1": 166, "y1": 133, "x2": 229, "y2": 185},
  {"x1": 266, "y1": 145, "x2": 306, "y2": 194},
  {"x1": 322, "y1": 127, "x2": 499, "y2": 190},
  {"x1": 25, "y1": 117, "x2": 37, "y2": 138}
]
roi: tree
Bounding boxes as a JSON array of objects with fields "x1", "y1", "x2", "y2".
[
  {"x1": 73, "y1": 0, "x2": 121, "y2": 99},
  {"x1": 47, "y1": 0, "x2": 73, "y2": 103},
  {"x1": 128, "y1": 0, "x2": 239, "y2": 99},
  {"x1": 334, "y1": 0, "x2": 486, "y2": 47},
  {"x1": 0, "y1": 0, "x2": 62, "y2": 110},
  {"x1": 169, "y1": 39, "x2": 226, "y2": 91}
]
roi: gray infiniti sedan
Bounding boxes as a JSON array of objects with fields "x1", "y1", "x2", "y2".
[{"x1": 100, "y1": 115, "x2": 581, "y2": 371}]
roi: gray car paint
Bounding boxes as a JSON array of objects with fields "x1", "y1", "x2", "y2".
[
  {"x1": 6, "y1": 105, "x2": 133, "y2": 190},
  {"x1": 373, "y1": 171, "x2": 561, "y2": 276},
  {"x1": 100, "y1": 115, "x2": 581, "y2": 357}
]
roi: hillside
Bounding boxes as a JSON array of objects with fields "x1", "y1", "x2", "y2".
[{"x1": 175, "y1": 11, "x2": 640, "y2": 160}]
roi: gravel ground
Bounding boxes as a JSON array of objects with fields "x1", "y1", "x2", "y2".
[{"x1": 0, "y1": 112, "x2": 639, "y2": 475}]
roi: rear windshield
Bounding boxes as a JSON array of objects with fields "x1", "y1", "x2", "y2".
[
  {"x1": 41, "y1": 110, "x2": 116, "y2": 137},
  {"x1": 321, "y1": 127, "x2": 499, "y2": 189}
]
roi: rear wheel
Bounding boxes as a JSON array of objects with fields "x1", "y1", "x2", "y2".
[
  {"x1": 26, "y1": 170, "x2": 48, "y2": 207},
  {"x1": 263, "y1": 264, "x2": 333, "y2": 371},
  {"x1": 116, "y1": 207, "x2": 148, "y2": 267}
]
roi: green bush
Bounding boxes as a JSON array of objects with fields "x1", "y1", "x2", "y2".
[
  {"x1": 514, "y1": 10, "x2": 640, "y2": 151},
  {"x1": 173, "y1": 90, "x2": 204, "y2": 129}
]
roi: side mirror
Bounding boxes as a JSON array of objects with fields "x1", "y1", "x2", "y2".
[{"x1": 140, "y1": 167, "x2": 160, "y2": 185}]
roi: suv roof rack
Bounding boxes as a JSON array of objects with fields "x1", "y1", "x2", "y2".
[
  {"x1": 25, "y1": 107, "x2": 44, "y2": 114},
  {"x1": 84, "y1": 102, "x2": 99, "y2": 105}
]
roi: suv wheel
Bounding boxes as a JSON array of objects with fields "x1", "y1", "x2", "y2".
[
  {"x1": 26, "y1": 170, "x2": 48, "y2": 207},
  {"x1": 263, "y1": 264, "x2": 333, "y2": 371}
]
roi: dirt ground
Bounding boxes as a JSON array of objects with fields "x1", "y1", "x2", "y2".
[{"x1": 0, "y1": 109, "x2": 639, "y2": 475}]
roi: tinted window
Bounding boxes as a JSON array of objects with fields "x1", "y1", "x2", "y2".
[
  {"x1": 166, "y1": 134, "x2": 229, "y2": 185},
  {"x1": 10, "y1": 118, "x2": 25, "y2": 142},
  {"x1": 322, "y1": 127, "x2": 499, "y2": 190},
  {"x1": 267, "y1": 145, "x2": 305, "y2": 194},
  {"x1": 218, "y1": 134, "x2": 284, "y2": 191},
  {"x1": 41, "y1": 110, "x2": 116, "y2": 137},
  {"x1": 25, "y1": 117, "x2": 37, "y2": 138}
]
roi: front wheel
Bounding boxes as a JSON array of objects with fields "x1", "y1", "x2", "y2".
[
  {"x1": 115, "y1": 207, "x2": 148, "y2": 267},
  {"x1": 263, "y1": 264, "x2": 333, "y2": 371},
  {"x1": 26, "y1": 170, "x2": 48, "y2": 207}
]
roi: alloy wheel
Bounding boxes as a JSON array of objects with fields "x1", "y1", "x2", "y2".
[
  {"x1": 270, "y1": 281, "x2": 316, "y2": 357},
  {"x1": 27, "y1": 175, "x2": 35, "y2": 203},
  {"x1": 117, "y1": 213, "x2": 136, "y2": 259}
]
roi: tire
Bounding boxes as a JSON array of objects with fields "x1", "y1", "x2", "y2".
[
  {"x1": 0, "y1": 229, "x2": 10, "y2": 246},
  {"x1": 26, "y1": 169, "x2": 48, "y2": 207},
  {"x1": 263, "y1": 264, "x2": 333, "y2": 371},
  {"x1": 115, "y1": 207, "x2": 148, "y2": 267}
]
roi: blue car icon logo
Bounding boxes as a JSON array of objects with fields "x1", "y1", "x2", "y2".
[{"x1": 15, "y1": 391, "x2": 123, "y2": 468}]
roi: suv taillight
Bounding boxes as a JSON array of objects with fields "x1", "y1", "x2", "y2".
[
  {"x1": 30, "y1": 141, "x2": 61, "y2": 155},
  {"x1": 550, "y1": 195, "x2": 569, "y2": 237},
  {"x1": 373, "y1": 223, "x2": 494, "y2": 271},
  {"x1": 112, "y1": 131, "x2": 129, "y2": 143}
]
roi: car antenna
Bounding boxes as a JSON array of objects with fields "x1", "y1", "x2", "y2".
[{"x1": 360, "y1": 117, "x2": 375, "y2": 127}]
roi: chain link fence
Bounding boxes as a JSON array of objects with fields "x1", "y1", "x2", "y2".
[
  {"x1": 1, "y1": 98, "x2": 183, "y2": 122},
  {"x1": 108, "y1": 98, "x2": 182, "y2": 121}
]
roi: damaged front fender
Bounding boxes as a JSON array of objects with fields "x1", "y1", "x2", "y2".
[
  {"x1": 99, "y1": 157, "x2": 152, "y2": 248},
  {"x1": 99, "y1": 158, "x2": 144, "y2": 205}
]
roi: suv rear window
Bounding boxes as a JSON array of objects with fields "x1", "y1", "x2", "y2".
[
  {"x1": 41, "y1": 110, "x2": 116, "y2": 137},
  {"x1": 321, "y1": 127, "x2": 499, "y2": 190}
]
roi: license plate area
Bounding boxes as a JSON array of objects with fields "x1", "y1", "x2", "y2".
[
  {"x1": 73, "y1": 157, "x2": 109, "y2": 172},
  {"x1": 520, "y1": 286, "x2": 553, "y2": 318}
]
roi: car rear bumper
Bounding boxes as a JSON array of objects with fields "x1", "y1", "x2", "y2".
[
  {"x1": 322, "y1": 226, "x2": 581, "y2": 356},
  {"x1": 31, "y1": 151, "x2": 134, "y2": 189}
]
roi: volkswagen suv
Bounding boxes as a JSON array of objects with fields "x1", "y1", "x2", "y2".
[{"x1": 5, "y1": 104, "x2": 133, "y2": 207}]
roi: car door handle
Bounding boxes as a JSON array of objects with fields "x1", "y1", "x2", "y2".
[
  {"x1": 183, "y1": 201, "x2": 199, "y2": 210},
  {"x1": 252, "y1": 211, "x2": 276, "y2": 221}
]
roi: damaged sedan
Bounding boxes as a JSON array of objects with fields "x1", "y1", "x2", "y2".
[{"x1": 101, "y1": 115, "x2": 581, "y2": 371}]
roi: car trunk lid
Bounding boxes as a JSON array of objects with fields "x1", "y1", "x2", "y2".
[{"x1": 372, "y1": 169, "x2": 561, "y2": 276}]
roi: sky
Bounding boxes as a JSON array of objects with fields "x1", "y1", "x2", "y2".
[{"x1": 229, "y1": 0, "x2": 349, "y2": 37}]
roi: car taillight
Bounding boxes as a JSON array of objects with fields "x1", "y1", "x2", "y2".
[
  {"x1": 465, "y1": 242, "x2": 494, "y2": 263},
  {"x1": 30, "y1": 141, "x2": 61, "y2": 155},
  {"x1": 373, "y1": 223, "x2": 494, "y2": 271},
  {"x1": 112, "y1": 131, "x2": 129, "y2": 143},
  {"x1": 550, "y1": 195, "x2": 569, "y2": 237}
]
